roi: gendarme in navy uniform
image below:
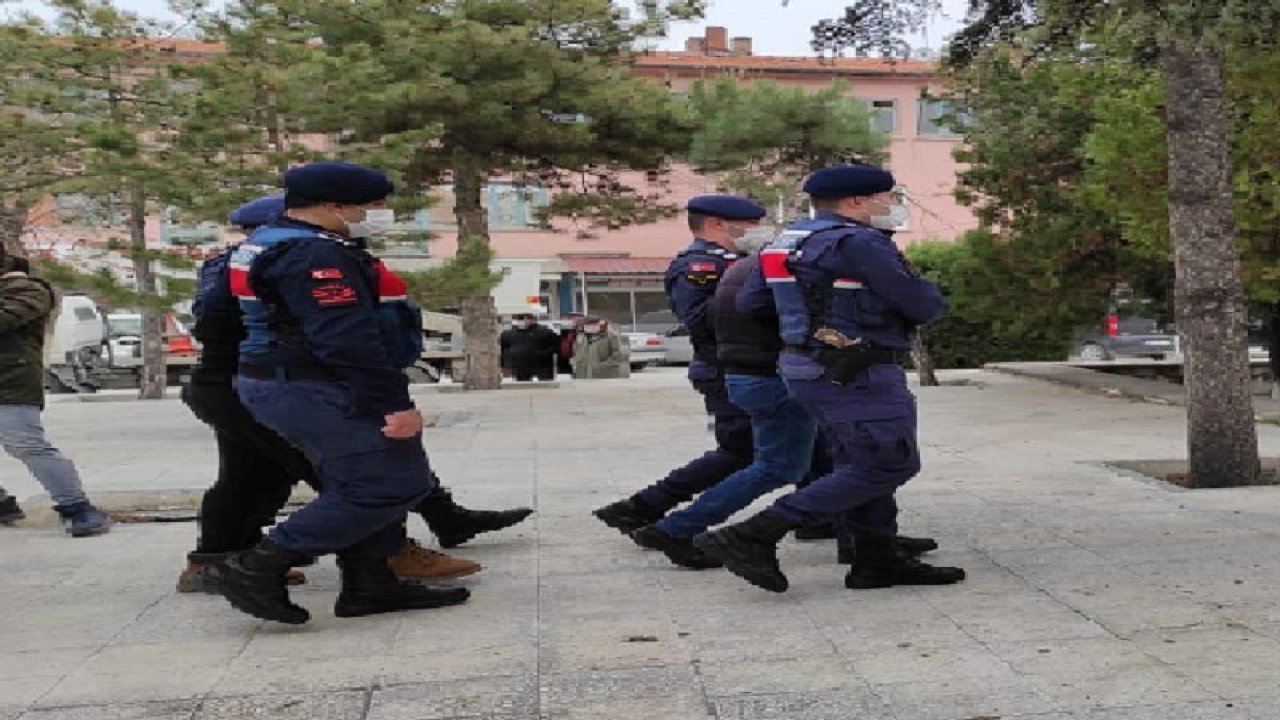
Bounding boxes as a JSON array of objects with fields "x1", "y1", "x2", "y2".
[
  {"x1": 592, "y1": 195, "x2": 765, "y2": 534},
  {"x1": 694, "y1": 165, "x2": 967, "y2": 593},
  {"x1": 206, "y1": 163, "x2": 471, "y2": 624}
]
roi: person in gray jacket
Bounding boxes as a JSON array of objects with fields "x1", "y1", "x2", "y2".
[
  {"x1": 0, "y1": 245, "x2": 111, "y2": 537},
  {"x1": 571, "y1": 318, "x2": 630, "y2": 379}
]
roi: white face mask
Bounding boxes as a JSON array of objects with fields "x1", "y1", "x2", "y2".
[
  {"x1": 736, "y1": 226, "x2": 777, "y2": 253},
  {"x1": 346, "y1": 208, "x2": 396, "y2": 238},
  {"x1": 868, "y1": 201, "x2": 909, "y2": 231}
]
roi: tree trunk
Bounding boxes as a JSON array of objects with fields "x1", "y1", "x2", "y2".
[
  {"x1": 912, "y1": 329, "x2": 940, "y2": 387},
  {"x1": 129, "y1": 184, "x2": 166, "y2": 400},
  {"x1": 1268, "y1": 303, "x2": 1280, "y2": 400},
  {"x1": 1163, "y1": 41, "x2": 1259, "y2": 487},
  {"x1": 453, "y1": 150, "x2": 502, "y2": 390},
  {"x1": 1, "y1": 200, "x2": 30, "y2": 257}
]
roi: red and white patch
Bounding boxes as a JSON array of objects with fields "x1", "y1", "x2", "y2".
[
  {"x1": 833, "y1": 278, "x2": 864, "y2": 290},
  {"x1": 374, "y1": 260, "x2": 409, "y2": 302},
  {"x1": 688, "y1": 261, "x2": 718, "y2": 273},
  {"x1": 311, "y1": 282, "x2": 359, "y2": 307},
  {"x1": 759, "y1": 248, "x2": 795, "y2": 283},
  {"x1": 310, "y1": 268, "x2": 344, "y2": 280}
]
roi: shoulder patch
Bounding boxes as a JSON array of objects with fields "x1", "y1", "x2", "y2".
[
  {"x1": 310, "y1": 268, "x2": 344, "y2": 280},
  {"x1": 689, "y1": 261, "x2": 718, "y2": 273},
  {"x1": 311, "y1": 282, "x2": 359, "y2": 307}
]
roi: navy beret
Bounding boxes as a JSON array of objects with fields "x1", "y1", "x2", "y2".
[
  {"x1": 802, "y1": 165, "x2": 896, "y2": 198},
  {"x1": 283, "y1": 162, "x2": 395, "y2": 205},
  {"x1": 227, "y1": 194, "x2": 284, "y2": 228},
  {"x1": 686, "y1": 195, "x2": 767, "y2": 221}
]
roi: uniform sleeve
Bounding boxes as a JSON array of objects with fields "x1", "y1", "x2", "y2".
[
  {"x1": 0, "y1": 278, "x2": 54, "y2": 332},
  {"x1": 839, "y1": 233, "x2": 947, "y2": 325},
  {"x1": 734, "y1": 260, "x2": 775, "y2": 315},
  {"x1": 665, "y1": 255, "x2": 724, "y2": 358},
  {"x1": 261, "y1": 242, "x2": 413, "y2": 416}
]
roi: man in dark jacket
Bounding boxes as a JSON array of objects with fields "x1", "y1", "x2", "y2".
[
  {"x1": 0, "y1": 246, "x2": 111, "y2": 536},
  {"x1": 500, "y1": 313, "x2": 557, "y2": 381}
]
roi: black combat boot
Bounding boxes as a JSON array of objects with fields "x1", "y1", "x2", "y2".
[
  {"x1": 793, "y1": 524, "x2": 837, "y2": 541},
  {"x1": 630, "y1": 525, "x2": 724, "y2": 570},
  {"x1": 837, "y1": 534, "x2": 940, "y2": 564},
  {"x1": 692, "y1": 511, "x2": 796, "y2": 593},
  {"x1": 844, "y1": 535, "x2": 965, "y2": 590},
  {"x1": 334, "y1": 555, "x2": 471, "y2": 618},
  {"x1": 207, "y1": 539, "x2": 312, "y2": 625},
  {"x1": 417, "y1": 488, "x2": 533, "y2": 549},
  {"x1": 592, "y1": 497, "x2": 665, "y2": 535}
]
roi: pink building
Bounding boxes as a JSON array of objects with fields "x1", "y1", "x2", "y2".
[
  {"x1": 418, "y1": 30, "x2": 975, "y2": 322},
  {"x1": 24, "y1": 32, "x2": 975, "y2": 325}
]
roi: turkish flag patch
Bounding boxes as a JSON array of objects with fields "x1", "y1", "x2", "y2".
[
  {"x1": 311, "y1": 282, "x2": 358, "y2": 307},
  {"x1": 689, "y1": 262, "x2": 718, "y2": 272},
  {"x1": 310, "y1": 268, "x2": 344, "y2": 280}
]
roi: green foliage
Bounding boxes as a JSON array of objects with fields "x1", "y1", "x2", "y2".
[
  {"x1": 909, "y1": 233, "x2": 1100, "y2": 366},
  {"x1": 399, "y1": 239, "x2": 504, "y2": 311},
  {"x1": 33, "y1": 258, "x2": 191, "y2": 312},
  {"x1": 686, "y1": 78, "x2": 888, "y2": 214},
  {"x1": 257, "y1": 0, "x2": 698, "y2": 227}
]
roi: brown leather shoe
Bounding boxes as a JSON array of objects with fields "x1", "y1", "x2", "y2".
[
  {"x1": 177, "y1": 562, "x2": 306, "y2": 593},
  {"x1": 387, "y1": 539, "x2": 482, "y2": 581}
]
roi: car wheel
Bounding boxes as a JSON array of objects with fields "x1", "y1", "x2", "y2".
[
  {"x1": 1079, "y1": 343, "x2": 1110, "y2": 362},
  {"x1": 630, "y1": 362, "x2": 648, "y2": 372}
]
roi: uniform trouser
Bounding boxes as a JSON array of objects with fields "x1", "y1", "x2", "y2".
[
  {"x1": 655, "y1": 374, "x2": 815, "y2": 538},
  {"x1": 237, "y1": 377, "x2": 434, "y2": 559},
  {"x1": 768, "y1": 377, "x2": 921, "y2": 539},
  {"x1": 181, "y1": 377, "x2": 319, "y2": 557},
  {"x1": 634, "y1": 376, "x2": 754, "y2": 512}
]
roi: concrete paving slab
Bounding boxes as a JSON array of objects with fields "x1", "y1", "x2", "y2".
[{"x1": 8, "y1": 369, "x2": 1280, "y2": 717}]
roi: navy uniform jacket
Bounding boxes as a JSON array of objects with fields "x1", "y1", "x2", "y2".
[
  {"x1": 232, "y1": 218, "x2": 412, "y2": 418},
  {"x1": 664, "y1": 238, "x2": 738, "y2": 378}
]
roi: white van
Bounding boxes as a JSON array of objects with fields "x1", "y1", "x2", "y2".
[{"x1": 45, "y1": 294, "x2": 107, "y2": 393}]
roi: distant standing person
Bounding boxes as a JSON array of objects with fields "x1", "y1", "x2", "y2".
[
  {"x1": 501, "y1": 313, "x2": 558, "y2": 381},
  {"x1": 571, "y1": 318, "x2": 630, "y2": 379},
  {"x1": 0, "y1": 245, "x2": 112, "y2": 537}
]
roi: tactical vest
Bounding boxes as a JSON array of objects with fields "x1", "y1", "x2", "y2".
[
  {"x1": 761, "y1": 219, "x2": 899, "y2": 349},
  {"x1": 229, "y1": 227, "x2": 425, "y2": 369}
]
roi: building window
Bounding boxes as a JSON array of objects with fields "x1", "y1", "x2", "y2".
[
  {"x1": 867, "y1": 99, "x2": 897, "y2": 135},
  {"x1": 422, "y1": 183, "x2": 550, "y2": 231},
  {"x1": 917, "y1": 99, "x2": 967, "y2": 137},
  {"x1": 162, "y1": 222, "x2": 221, "y2": 246},
  {"x1": 54, "y1": 194, "x2": 125, "y2": 227}
]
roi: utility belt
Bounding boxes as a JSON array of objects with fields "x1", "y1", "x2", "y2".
[
  {"x1": 809, "y1": 343, "x2": 909, "y2": 385},
  {"x1": 239, "y1": 364, "x2": 337, "y2": 382}
]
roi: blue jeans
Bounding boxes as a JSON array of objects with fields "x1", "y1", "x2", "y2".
[
  {"x1": 0, "y1": 404, "x2": 89, "y2": 507},
  {"x1": 237, "y1": 377, "x2": 433, "y2": 558},
  {"x1": 656, "y1": 374, "x2": 816, "y2": 539}
]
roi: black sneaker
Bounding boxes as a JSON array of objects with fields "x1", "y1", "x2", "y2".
[
  {"x1": 0, "y1": 496, "x2": 24, "y2": 525},
  {"x1": 630, "y1": 525, "x2": 723, "y2": 570}
]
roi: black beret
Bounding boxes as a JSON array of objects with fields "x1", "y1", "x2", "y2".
[
  {"x1": 802, "y1": 165, "x2": 896, "y2": 199},
  {"x1": 283, "y1": 162, "x2": 395, "y2": 205},
  {"x1": 227, "y1": 194, "x2": 284, "y2": 228},
  {"x1": 686, "y1": 195, "x2": 767, "y2": 221}
]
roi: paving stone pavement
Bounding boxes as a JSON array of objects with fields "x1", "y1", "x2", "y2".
[{"x1": 5, "y1": 368, "x2": 1280, "y2": 719}]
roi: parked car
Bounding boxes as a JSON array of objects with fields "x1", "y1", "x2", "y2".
[
  {"x1": 662, "y1": 325, "x2": 694, "y2": 365},
  {"x1": 1074, "y1": 315, "x2": 1178, "y2": 361},
  {"x1": 628, "y1": 309, "x2": 681, "y2": 336},
  {"x1": 622, "y1": 331, "x2": 667, "y2": 371},
  {"x1": 102, "y1": 312, "x2": 199, "y2": 368}
]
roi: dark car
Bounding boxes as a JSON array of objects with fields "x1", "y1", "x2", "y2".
[{"x1": 1074, "y1": 315, "x2": 1178, "y2": 361}]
